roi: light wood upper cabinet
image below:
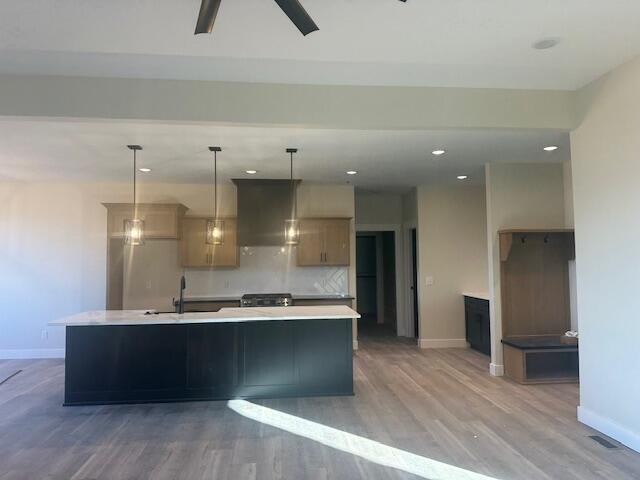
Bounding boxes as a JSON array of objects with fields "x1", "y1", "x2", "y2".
[
  {"x1": 297, "y1": 218, "x2": 351, "y2": 266},
  {"x1": 104, "y1": 203, "x2": 188, "y2": 239},
  {"x1": 180, "y1": 217, "x2": 239, "y2": 268},
  {"x1": 297, "y1": 219, "x2": 325, "y2": 265}
]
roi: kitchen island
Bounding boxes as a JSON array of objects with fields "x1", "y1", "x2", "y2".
[{"x1": 50, "y1": 306, "x2": 359, "y2": 406}]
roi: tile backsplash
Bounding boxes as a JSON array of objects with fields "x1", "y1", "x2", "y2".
[{"x1": 184, "y1": 246, "x2": 349, "y2": 297}]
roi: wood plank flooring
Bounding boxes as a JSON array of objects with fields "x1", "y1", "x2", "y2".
[{"x1": 1, "y1": 333, "x2": 639, "y2": 480}]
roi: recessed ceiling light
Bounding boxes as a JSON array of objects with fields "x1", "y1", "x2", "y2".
[
  {"x1": 543, "y1": 145, "x2": 559, "y2": 152},
  {"x1": 245, "y1": 170, "x2": 258, "y2": 174},
  {"x1": 432, "y1": 149, "x2": 446, "y2": 156},
  {"x1": 346, "y1": 170, "x2": 358, "y2": 175},
  {"x1": 533, "y1": 38, "x2": 559, "y2": 50},
  {"x1": 138, "y1": 168, "x2": 151, "y2": 172},
  {"x1": 457, "y1": 175, "x2": 468, "y2": 180}
]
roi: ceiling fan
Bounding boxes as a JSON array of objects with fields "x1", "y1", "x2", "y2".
[{"x1": 195, "y1": 0, "x2": 319, "y2": 36}]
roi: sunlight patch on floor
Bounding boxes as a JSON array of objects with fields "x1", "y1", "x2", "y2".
[{"x1": 227, "y1": 399, "x2": 501, "y2": 480}]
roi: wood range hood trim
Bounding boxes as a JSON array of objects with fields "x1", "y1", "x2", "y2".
[{"x1": 232, "y1": 178, "x2": 301, "y2": 247}]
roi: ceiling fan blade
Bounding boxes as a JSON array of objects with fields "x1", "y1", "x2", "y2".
[
  {"x1": 273, "y1": 0, "x2": 319, "y2": 36},
  {"x1": 194, "y1": 0, "x2": 223, "y2": 35}
]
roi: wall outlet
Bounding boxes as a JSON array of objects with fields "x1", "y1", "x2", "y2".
[
  {"x1": 146, "y1": 280, "x2": 152, "y2": 290},
  {"x1": 224, "y1": 280, "x2": 230, "y2": 289},
  {"x1": 41, "y1": 329, "x2": 48, "y2": 340},
  {"x1": 425, "y1": 276, "x2": 434, "y2": 287}
]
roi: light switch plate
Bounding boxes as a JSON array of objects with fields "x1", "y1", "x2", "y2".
[{"x1": 425, "y1": 276, "x2": 434, "y2": 287}]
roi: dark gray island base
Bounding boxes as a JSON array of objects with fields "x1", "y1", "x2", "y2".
[{"x1": 64, "y1": 318, "x2": 353, "y2": 406}]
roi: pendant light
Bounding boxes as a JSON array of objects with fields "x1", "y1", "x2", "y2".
[
  {"x1": 124, "y1": 145, "x2": 145, "y2": 246},
  {"x1": 206, "y1": 146, "x2": 224, "y2": 245},
  {"x1": 284, "y1": 148, "x2": 300, "y2": 245}
]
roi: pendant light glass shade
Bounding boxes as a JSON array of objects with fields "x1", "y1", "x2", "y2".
[
  {"x1": 124, "y1": 218, "x2": 145, "y2": 246},
  {"x1": 206, "y1": 218, "x2": 225, "y2": 245},
  {"x1": 205, "y1": 146, "x2": 224, "y2": 245},
  {"x1": 285, "y1": 148, "x2": 299, "y2": 245},
  {"x1": 124, "y1": 145, "x2": 145, "y2": 246},
  {"x1": 284, "y1": 218, "x2": 300, "y2": 245}
]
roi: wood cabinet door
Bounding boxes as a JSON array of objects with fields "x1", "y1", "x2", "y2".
[
  {"x1": 323, "y1": 219, "x2": 350, "y2": 266},
  {"x1": 210, "y1": 218, "x2": 239, "y2": 267},
  {"x1": 297, "y1": 219, "x2": 325, "y2": 266},
  {"x1": 142, "y1": 205, "x2": 181, "y2": 238},
  {"x1": 180, "y1": 217, "x2": 210, "y2": 267},
  {"x1": 107, "y1": 204, "x2": 184, "y2": 239}
]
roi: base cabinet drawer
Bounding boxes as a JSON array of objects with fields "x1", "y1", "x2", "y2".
[{"x1": 503, "y1": 344, "x2": 579, "y2": 384}]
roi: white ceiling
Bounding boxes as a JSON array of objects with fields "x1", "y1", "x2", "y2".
[
  {"x1": 1, "y1": 0, "x2": 639, "y2": 89},
  {"x1": 0, "y1": 119, "x2": 569, "y2": 190}
]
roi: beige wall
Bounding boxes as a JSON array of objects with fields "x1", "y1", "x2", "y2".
[
  {"x1": 484, "y1": 162, "x2": 566, "y2": 373},
  {"x1": 571, "y1": 56, "x2": 640, "y2": 452},
  {"x1": 0, "y1": 74, "x2": 576, "y2": 131},
  {"x1": 563, "y1": 161, "x2": 575, "y2": 228},
  {"x1": 416, "y1": 185, "x2": 488, "y2": 347},
  {"x1": 355, "y1": 192, "x2": 403, "y2": 226},
  {"x1": 402, "y1": 189, "x2": 417, "y2": 225}
]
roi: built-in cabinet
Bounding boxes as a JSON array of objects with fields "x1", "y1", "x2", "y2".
[
  {"x1": 464, "y1": 296, "x2": 491, "y2": 355},
  {"x1": 180, "y1": 217, "x2": 239, "y2": 268},
  {"x1": 104, "y1": 203, "x2": 188, "y2": 310},
  {"x1": 104, "y1": 203, "x2": 351, "y2": 309},
  {"x1": 499, "y1": 229, "x2": 578, "y2": 384},
  {"x1": 297, "y1": 218, "x2": 351, "y2": 266},
  {"x1": 103, "y1": 203, "x2": 188, "y2": 239}
]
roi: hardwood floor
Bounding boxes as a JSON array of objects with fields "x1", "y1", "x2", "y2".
[{"x1": 1, "y1": 334, "x2": 639, "y2": 480}]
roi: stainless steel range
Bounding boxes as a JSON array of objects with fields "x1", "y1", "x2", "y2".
[{"x1": 241, "y1": 293, "x2": 292, "y2": 308}]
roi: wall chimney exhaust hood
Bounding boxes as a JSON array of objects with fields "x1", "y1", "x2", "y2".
[{"x1": 233, "y1": 179, "x2": 300, "y2": 246}]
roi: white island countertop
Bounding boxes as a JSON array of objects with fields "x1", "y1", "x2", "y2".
[
  {"x1": 50, "y1": 305, "x2": 361, "y2": 327},
  {"x1": 462, "y1": 292, "x2": 491, "y2": 301}
]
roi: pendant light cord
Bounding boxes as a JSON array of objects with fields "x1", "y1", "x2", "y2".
[
  {"x1": 290, "y1": 150, "x2": 296, "y2": 218},
  {"x1": 133, "y1": 148, "x2": 137, "y2": 213},
  {"x1": 214, "y1": 150, "x2": 217, "y2": 218}
]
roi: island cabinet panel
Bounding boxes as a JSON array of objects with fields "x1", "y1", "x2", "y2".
[
  {"x1": 63, "y1": 318, "x2": 353, "y2": 406},
  {"x1": 296, "y1": 319, "x2": 353, "y2": 390},
  {"x1": 186, "y1": 323, "x2": 239, "y2": 392},
  {"x1": 297, "y1": 218, "x2": 351, "y2": 266},
  {"x1": 65, "y1": 325, "x2": 188, "y2": 404},
  {"x1": 241, "y1": 322, "x2": 296, "y2": 387}
]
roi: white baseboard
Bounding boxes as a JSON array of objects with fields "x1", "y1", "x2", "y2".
[
  {"x1": 0, "y1": 348, "x2": 65, "y2": 360},
  {"x1": 353, "y1": 340, "x2": 359, "y2": 350},
  {"x1": 418, "y1": 338, "x2": 469, "y2": 349},
  {"x1": 490, "y1": 363, "x2": 504, "y2": 377},
  {"x1": 578, "y1": 406, "x2": 640, "y2": 453}
]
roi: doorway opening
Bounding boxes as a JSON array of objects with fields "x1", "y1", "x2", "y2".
[
  {"x1": 356, "y1": 231, "x2": 397, "y2": 337},
  {"x1": 411, "y1": 228, "x2": 419, "y2": 339}
]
